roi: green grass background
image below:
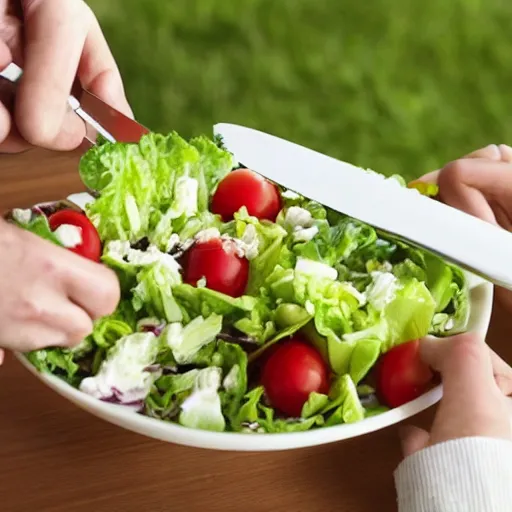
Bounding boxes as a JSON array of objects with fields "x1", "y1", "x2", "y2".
[{"x1": 87, "y1": 0, "x2": 512, "y2": 181}]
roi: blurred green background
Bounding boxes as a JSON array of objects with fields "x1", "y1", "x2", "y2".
[{"x1": 87, "y1": 0, "x2": 512, "y2": 181}]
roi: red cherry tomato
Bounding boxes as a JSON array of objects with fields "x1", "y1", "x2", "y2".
[
  {"x1": 261, "y1": 339, "x2": 330, "y2": 417},
  {"x1": 182, "y1": 238, "x2": 249, "y2": 297},
  {"x1": 211, "y1": 168, "x2": 281, "y2": 221},
  {"x1": 48, "y1": 209, "x2": 102, "y2": 262},
  {"x1": 375, "y1": 340, "x2": 434, "y2": 408}
]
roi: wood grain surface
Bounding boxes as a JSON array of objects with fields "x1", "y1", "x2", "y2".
[{"x1": 0, "y1": 149, "x2": 511, "y2": 512}]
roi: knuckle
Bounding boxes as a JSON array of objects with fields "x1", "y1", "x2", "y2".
[
  {"x1": 448, "y1": 333, "x2": 485, "y2": 363},
  {"x1": 93, "y1": 270, "x2": 120, "y2": 318},
  {"x1": 67, "y1": 319, "x2": 93, "y2": 346},
  {"x1": 438, "y1": 159, "x2": 468, "y2": 189},
  {"x1": 16, "y1": 295, "x2": 45, "y2": 323},
  {"x1": 439, "y1": 159, "x2": 470, "y2": 183},
  {"x1": 17, "y1": 114, "x2": 60, "y2": 149}
]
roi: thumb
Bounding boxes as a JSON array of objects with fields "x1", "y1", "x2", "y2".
[
  {"x1": 399, "y1": 425, "x2": 430, "y2": 458},
  {"x1": 422, "y1": 334, "x2": 511, "y2": 442},
  {"x1": 421, "y1": 333, "x2": 497, "y2": 406}
]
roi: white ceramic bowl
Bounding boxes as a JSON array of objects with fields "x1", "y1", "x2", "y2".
[{"x1": 15, "y1": 192, "x2": 495, "y2": 452}]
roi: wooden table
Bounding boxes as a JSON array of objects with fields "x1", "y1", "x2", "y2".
[{"x1": 0, "y1": 149, "x2": 511, "y2": 512}]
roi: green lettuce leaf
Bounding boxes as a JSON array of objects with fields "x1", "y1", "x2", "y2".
[
  {"x1": 83, "y1": 132, "x2": 235, "y2": 244},
  {"x1": 231, "y1": 209, "x2": 287, "y2": 295},
  {"x1": 26, "y1": 348, "x2": 80, "y2": 384},
  {"x1": 13, "y1": 214, "x2": 61, "y2": 246},
  {"x1": 382, "y1": 277, "x2": 436, "y2": 350},
  {"x1": 163, "y1": 314, "x2": 222, "y2": 364},
  {"x1": 132, "y1": 261, "x2": 183, "y2": 323},
  {"x1": 173, "y1": 284, "x2": 274, "y2": 341},
  {"x1": 349, "y1": 337, "x2": 381, "y2": 384},
  {"x1": 232, "y1": 386, "x2": 323, "y2": 432},
  {"x1": 215, "y1": 341, "x2": 248, "y2": 420},
  {"x1": 179, "y1": 367, "x2": 226, "y2": 432},
  {"x1": 301, "y1": 392, "x2": 329, "y2": 418},
  {"x1": 190, "y1": 135, "x2": 235, "y2": 194}
]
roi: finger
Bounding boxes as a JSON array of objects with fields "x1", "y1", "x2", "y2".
[
  {"x1": 499, "y1": 144, "x2": 512, "y2": 163},
  {"x1": 0, "y1": 127, "x2": 32, "y2": 153},
  {"x1": 464, "y1": 144, "x2": 502, "y2": 160},
  {"x1": 0, "y1": 349, "x2": 5, "y2": 366},
  {"x1": 15, "y1": 287, "x2": 93, "y2": 348},
  {"x1": 77, "y1": 11, "x2": 132, "y2": 117},
  {"x1": 0, "y1": 100, "x2": 12, "y2": 145},
  {"x1": 436, "y1": 158, "x2": 512, "y2": 223},
  {"x1": 399, "y1": 425, "x2": 430, "y2": 458},
  {"x1": 59, "y1": 254, "x2": 120, "y2": 320},
  {"x1": 423, "y1": 333, "x2": 498, "y2": 404},
  {"x1": 425, "y1": 334, "x2": 512, "y2": 442},
  {"x1": 410, "y1": 169, "x2": 439, "y2": 186},
  {"x1": 410, "y1": 145, "x2": 504, "y2": 186},
  {"x1": 6, "y1": 323, "x2": 68, "y2": 352},
  {"x1": 490, "y1": 349, "x2": 512, "y2": 396},
  {"x1": 16, "y1": 0, "x2": 87, "y2": 149}
]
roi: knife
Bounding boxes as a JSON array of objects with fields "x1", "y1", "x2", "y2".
[
  {"x1": 0, "y1": 62, "x2": 149, "y2": 144},
  {"x1": 214, "y1": 123, "x2": 512, "y2": 290}
]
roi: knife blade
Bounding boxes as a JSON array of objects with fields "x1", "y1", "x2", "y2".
[
  {"x1": 0, "y1": 62, "x2": 149, "y2": 145},
  {"x1": 76, "y1": 89, "x2": 150, "y2": 144},
  {"x1": 214, "y1": 123, "x2": 512, "y2": 290}
]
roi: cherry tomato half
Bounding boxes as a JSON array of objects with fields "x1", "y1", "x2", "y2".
[
  {"x1": 261, "y1": 339, "x2": 330, "y2": 417},
  {"x1": 375, "y1": 340, "x2": 434, "y2": 408},
  {"x1": 211, "y1": 168, "x2": 281, "y2": 222},
  {"x1": 182, "y1": 238, "x2": 249, "y2": 297},
  {"x1": 48, "y1": 209, "x2": 102, "y2": 262}
]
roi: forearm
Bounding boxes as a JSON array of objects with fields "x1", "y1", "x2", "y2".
[{"x1": 394, "y1": 437, "x2": 512, "y2": 512}]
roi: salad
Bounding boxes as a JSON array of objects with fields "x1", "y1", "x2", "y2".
[{"x1": 9, "y1": 131, "x2": 469, "y2": 434}]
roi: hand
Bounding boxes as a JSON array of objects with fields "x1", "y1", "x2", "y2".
[
  {"x1": 0, "y1": 218, "x2": 120, "y2": 354},
  {"x1": 412, "y1": 144, "x2": 512, "y2": 308},
  {"x1": 400, "y1": 333, "x2": 512, "y2": 457},
  {"x1": 0, "y1": 0, "x2": 132, "y2": 153}
]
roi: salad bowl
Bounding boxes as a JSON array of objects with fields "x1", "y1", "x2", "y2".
[{"x1": 13, "y1": 189, "x2": 494, "y2": 452}]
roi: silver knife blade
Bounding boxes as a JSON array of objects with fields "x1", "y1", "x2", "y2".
[
  {"x1": 214, "y1": 123, "x2": 512, "y2": 290},
  {"x1": 0, "y1": 63, "x2": 149, "y2": 145},
  {"x1": 76, "y1": 89, "x2": 150, "y2": 144}
]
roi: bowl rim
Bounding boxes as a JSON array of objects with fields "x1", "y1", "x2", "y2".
[{"x1": 12, "y1": 192, "x2": 495, "y2": 451}]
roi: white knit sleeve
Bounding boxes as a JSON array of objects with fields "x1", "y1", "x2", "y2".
[{"x1": 394, "y1": 437, "x2": 512, "y2": 512}]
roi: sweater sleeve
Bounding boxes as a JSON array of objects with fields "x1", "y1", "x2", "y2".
[{"x1": 394, "y1": 437, "x2": 512, "y2": 512}]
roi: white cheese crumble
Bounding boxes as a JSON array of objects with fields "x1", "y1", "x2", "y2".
[
  {"x1": 105, "y1": 240, "x2": 181, "y2": 271},
  {"x1": 295, "y1": 257, "x2": 338, "y2": 280},
  {"x1": 194, "y1": 228, "x2": 221, "y2": 243},
  {"x1": 293, "y1": 225, "x2": 319, "y2": 242},
  {"x1": 12, "y1": 208, "x2": 31, "y2": 225},
  {"x1": 230, "y1": 224, "x2": 260, "y2": 260},
  {"x1": 281, "y1": 190, "x2": 301, "y2": 200},
  {"x1": 365, "y1": 271, "x2": 399, "y2": 311},
  {"x1": 284, "y1": 206, "x2": 314, "y2": 230},
  {"x1": 166, "y1": 233, "x2": 181, "y2": 253},
  {"x1": 54, "y1": 224, "x2": 83, "y2": 248}
]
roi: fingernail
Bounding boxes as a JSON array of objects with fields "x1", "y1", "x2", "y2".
[
  {"x1": 499, "y1": 144, "x2": 512, "y2": 162},
  {"x1": 485, "y1": 144, "x2": 501, "y2": 159}
]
